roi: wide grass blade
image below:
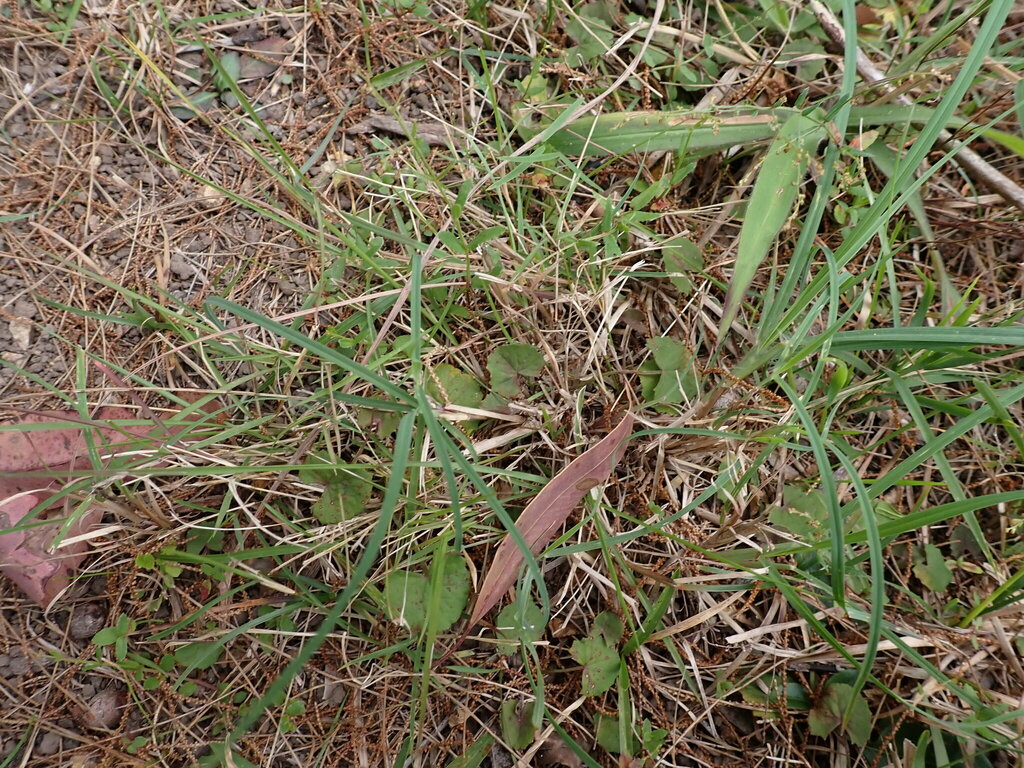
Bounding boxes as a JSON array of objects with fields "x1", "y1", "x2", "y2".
[{"x1": 719, "y1": 112, "x2": 826, "y2": 338}]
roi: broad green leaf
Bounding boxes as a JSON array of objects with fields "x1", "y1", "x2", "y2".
[
  {"x1": 384, "y1": 571, "x2": 429, "y2": 631},
  {"x1": 721, "y1": 112, "x2": 825, "y2": 337},
  {"x1": 495, "y1": 601, "x2": 547, "y2": 655},
  {"x1": 594, "y1": 712, "x2": 637, "y2": 754},
  {"x1": 592, "y1": 611, "x2": 623, "y2": 645},
  {"x1": 383, "y1": 553, "x2": 470, "y2": 633},
  {"x1": 565, "y1": 2, "x2": 616, "y2": 62},
  {"x1": 768, "y1": 485, "x2": 829, "y2": 542},
  {"x1": 808, "y1": 682, "x2": 872, "y2": 746},
  {"x1": 500, "y1": 699, "x2": 538, "y2": 750},
  {"x1": 214, "y1": 51, "x2": 241, "y2": 91},
  {"x1": 645, "y1": 337, "x2": 698, "y2": 403},
  {"x1": 487, "y1": 344, "x2": 545, "y2": 398},
  {"x1": 914, "y1": 543, "x2": 953, "y2": 592},
  {"x1": 427, "y1": 363, "x2": 483, "y2": 409}
]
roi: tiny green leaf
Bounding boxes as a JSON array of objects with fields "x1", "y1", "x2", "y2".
[
  {"x1": 91, "y1": 626, "x2": 121, "y2": 646},
  {"x1": 914, "y1": 543, "x2": 953, "y2": 592},
  {"x1": 662, "y1": 236, "x2": 704, "y2": 295},
  {"x1": 174, "y1": 641, "x2": 223, "y2": 671},
  {"x1": 495, "y1": 601, "x2": 547, "y2": 655},
  {"x1": 135, "y1": 553, "x2": 156, "y2": 570},
  {"x1": 500, "y1": 699, "x2": 538, "y2": 750},
  {"x1": 487, "y1": 344, "x2": 545, "y2": 398}
]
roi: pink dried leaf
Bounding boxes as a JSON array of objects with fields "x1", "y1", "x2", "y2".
[
  {"x1": 467, "y1": 414, "x2": 634, "y2": 630},
  {"x1": 0, "y1": 407, "x2": 194, "y2": 606}
]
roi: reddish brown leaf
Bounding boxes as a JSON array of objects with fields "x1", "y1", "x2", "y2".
[
  {"x1": 0, "y1": 406, "x2": 209, "y2": 606},
  {"x1": 468, "y1": 414, "x2": 634, "y2": 630}
]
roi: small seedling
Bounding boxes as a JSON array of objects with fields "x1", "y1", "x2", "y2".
[
  {"x1": 570, "y1": 611, "x2": 623, "y2": 696},
  {"x1": 93, "y1": 614, "x2": 136, "y2": 661}
]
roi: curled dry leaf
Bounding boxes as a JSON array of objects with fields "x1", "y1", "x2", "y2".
[
  {"x1": 438, "y1": 414, "x2": 634, "y2": 663},
  {"x1": 0, "y1": 405, "x2": 214, "y2": 606},
  {"x1": 538, "y1": 736, "x2": 584, "y2": 768}
]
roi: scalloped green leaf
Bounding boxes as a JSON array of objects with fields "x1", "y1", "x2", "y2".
[
  {"x1": 487, "y1": 344, "x2": 545, "y2": 398},
  {"x1": 311, "y1": 466, "x2": 373, "y2": 524},
  {"x1": 570, "y1": 625, "x2": 619, "y2": 697}
]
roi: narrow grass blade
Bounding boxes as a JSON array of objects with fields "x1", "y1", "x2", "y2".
[
  {"x1": 227, "y1": 411, "x2": 417, "y2": 743},
  {"x1": 720, "y1": 112, "x2": 826, "y2": 338}
]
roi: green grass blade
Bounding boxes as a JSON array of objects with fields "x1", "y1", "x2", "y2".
[{"x1": 720, "y1": 112, "x2": 826, "y2": 338}]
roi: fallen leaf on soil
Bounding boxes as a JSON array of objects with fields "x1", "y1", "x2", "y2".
[
  {"x1": 238, "y1": 36, "x2": 290, "y2": 80},
  {"x1": 346, "y1": 115, "x2": 463, "y2": 148},
  {"x1": 438, "y1": 414, "x2": 634, "y2": 663},
  {"x1": 0, "y1": 407, "x2": 207, "y2": 606}
]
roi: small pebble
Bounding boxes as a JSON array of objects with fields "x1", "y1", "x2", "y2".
[
  {"x1": 36, "y1": 732, "x2": 61, "y2": 756},
  {"x1": 68, "y1": 603, "x2": 106, "y2": 640},
  {"x1": 82, "y1": 687, "x2": 125, "y2": 730}
]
